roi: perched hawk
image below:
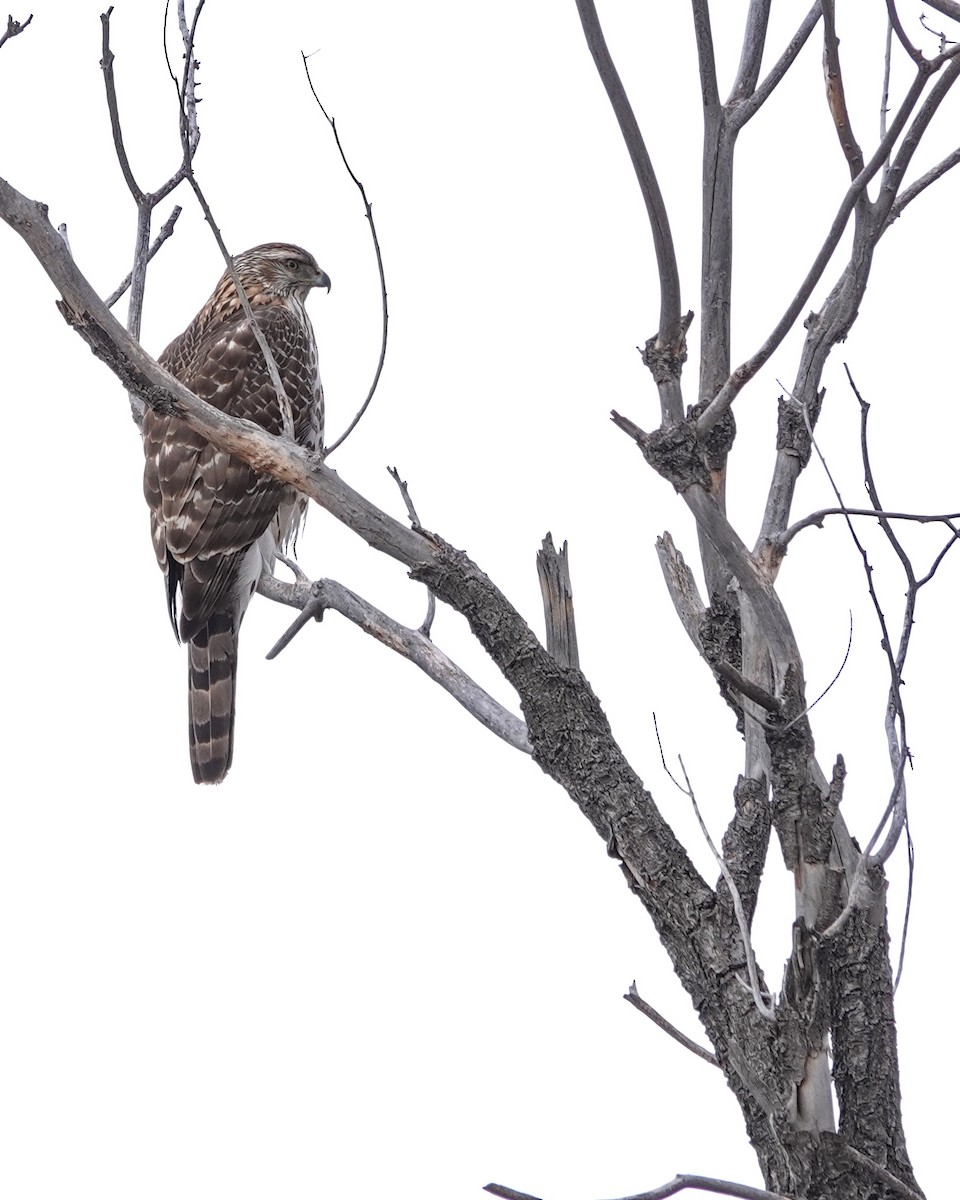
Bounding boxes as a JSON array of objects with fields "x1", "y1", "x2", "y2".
[{"x1": 143, "y1": 243, "x2": 330, "y2": 784}]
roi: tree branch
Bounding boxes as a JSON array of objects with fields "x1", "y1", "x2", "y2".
[
  {"x1": 623, "y1": 981, "x2": 718, "y2": 1066},
  {"x1": 728, "y1": 0, "x2": 772, "y2": 104},
  {"x1": 923, "y1": 0, "x2": 960, "y2": 21},
  {"x1": 885, "y1": 0, "x2": 924, "y2": 65},
  {"x1": 730, "y1": 3, "x2": 822, "y2": 129},
  {"x1": 876, "y1": 51, "x2": 960, "y2": 223},
  {"x1": 258, "y1": 572, "x2": 530, "y2": 753},
  {"x1": 574, "y1": 0, "x2": 685, "y2": 422},
  {"x1": 698, "y1": 41, "x2": 960, "y2": 438},
  {"x1": 0, "y1": 11, "x2": 32, "y2": 51},
  {"x1": 822, "y1": 0, "x2": 866, "y2": 178},
  {"x1": 100, "y1": 4, "x2": 197, "y2": 366},
  {"x1": 884, "y1": 143, "x2": 960, "y2": 225},
  {"x1": 104, "y1": 204, "x2": 182, "y2": 308},
  {"x1": 690, "y1": 0, "x2": 721, "y2": 113},
  {"x1": 485, "y1": 1174, "x2": 791, "y2": 1200},
  {"x1": 100, "y1": 7, "x2": 144, "y2": 203},
  {"x1": 777, "y1": 505, "x2": 960, "y2": 549},
  {"x1": 302, "y1": 52, "x2": 389, "y2": 457}
]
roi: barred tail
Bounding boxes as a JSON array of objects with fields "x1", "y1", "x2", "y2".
[{"x1": 188, "y1": 611, "x2": 238, "y2": 784}]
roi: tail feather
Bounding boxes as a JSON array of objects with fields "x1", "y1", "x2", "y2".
[{"x1": 188, "y1": 611, "x2": 238, "y2": 784}]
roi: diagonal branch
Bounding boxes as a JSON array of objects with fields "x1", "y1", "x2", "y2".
[
  {"x1": 923, "y1": 0, "x2": 960, "y2": 20},
  {"x1": 876, "y1": 50, "x2": 960, "y2": 222},
  {"x1": 885, "y1": 0, "x2": 924, "y2": 64},
  {"x1": 730, "y1": 2, "x2": 822, "y2": 129},
  {"x1": 257, "y1": 572, "x2": 530, "y2": 753},
  {"x1": 105, "y1": 205, "x2": 182, "y2": 308},
  {"x1": 623, "y1": 982, "x2": 718, "y2": 1066},
  {"x1": 884, "y1": 143, "x2": 960, "y2": 225}
]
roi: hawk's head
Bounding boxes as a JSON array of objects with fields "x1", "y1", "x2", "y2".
[{"x1": 232, "y1": 242, "x2": 332, "y2": 303}]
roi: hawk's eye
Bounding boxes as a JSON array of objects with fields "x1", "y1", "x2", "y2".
[{"x1": 285, "y1": 258, "x2": 301, "y2": 272}]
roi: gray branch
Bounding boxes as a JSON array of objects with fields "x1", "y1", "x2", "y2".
[
  {"x1": 485, "y1": 1174, "x2": 791, "y2": 1200},
  {"x1": 574, "y1": 0, "x2": 685, "y2": 422},
  {"x1": 257, "y1": 572, "x2": 530, "y2": 754}
]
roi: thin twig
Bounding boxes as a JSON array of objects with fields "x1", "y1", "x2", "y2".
[
  {"x1": 100, "y1": 5, "x2": 195, "y2": 417},
  {"x1": 623, "y1": 982, "x2": 718, "y2": 1066},
  {"x1": 105, "y1": 205, "x2": 182, "y2": 308},
  {"x1": 303, "y1": 52, "x2": 388, "y2": 457},
  {"x1": 677, "y1": 754, "x2": 775, "y2": 1019},
  {"x1": 919, "y1": 13, "x2": 949, "y2": 51},
  {"x1": 780, "y1": 610, "x2": 853, "y2": 731},
  {"x1": 653, "y1": 718, "x2": 775, "y2": 1020},
  {"x1": 796, "y1": 389, "x2": 917, "y2": 938},
  {"x1": 176, "y1": 0, "x2": 202, "y2": 160},
  {"x1": 778, "y1": 505, "x2": 960, "y2": 548},
  {"x1": 388, "y1": 466, "x2": 435, "y2": 636}
]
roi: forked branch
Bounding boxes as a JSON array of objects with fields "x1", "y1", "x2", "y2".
[{"x1": 258, "y1": 571, "x2": 529, "y2": 753}]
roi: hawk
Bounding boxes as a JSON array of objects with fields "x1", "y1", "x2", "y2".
[{"x1": 143, "y1": 243, "x2": 330, "y2": 784}]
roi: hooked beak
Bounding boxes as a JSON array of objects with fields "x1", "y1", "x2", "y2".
[{"x1": 311, "y1": 269, "x2": 332, "y2": 294}]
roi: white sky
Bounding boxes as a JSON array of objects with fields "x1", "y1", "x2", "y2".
[{"x1": 1, "y1": 2, "x2": 957, "y2": 1197}]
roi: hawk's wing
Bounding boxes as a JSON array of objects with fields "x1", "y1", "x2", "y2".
[{"x1": 144, "y1": 304, "x2": 322, "y2": 642}]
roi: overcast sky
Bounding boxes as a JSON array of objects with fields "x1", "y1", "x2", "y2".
[{"x1": 1, "y1": 3, "x2": 957, "y2": 1198}]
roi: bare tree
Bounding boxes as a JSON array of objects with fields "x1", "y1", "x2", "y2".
[{"x1": 2, "y1": 4, "x2": 958, "y2": 1198}]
